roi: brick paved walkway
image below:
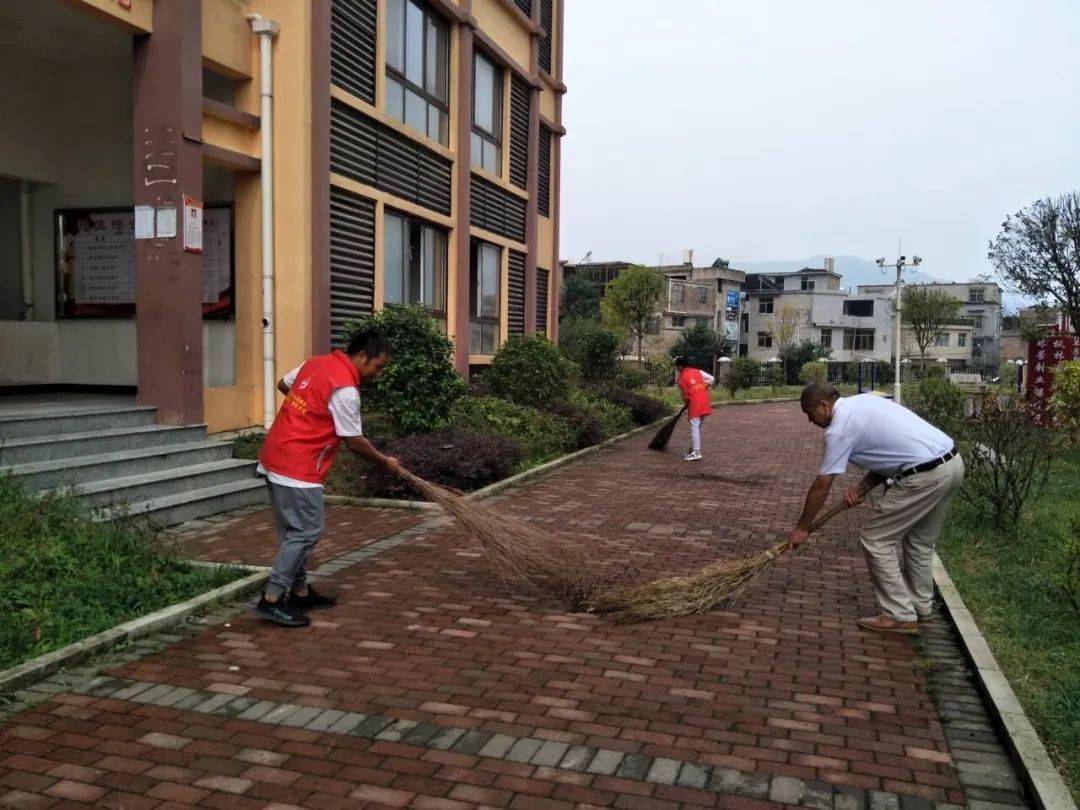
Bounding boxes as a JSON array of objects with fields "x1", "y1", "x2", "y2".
[{"x1": 0, "y1": 403, "x2": 1030, "y2": 808}]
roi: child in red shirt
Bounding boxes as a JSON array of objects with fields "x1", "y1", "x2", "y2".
[{"x1": 674, "y1": 356, "x2": 715, "y2": 461}]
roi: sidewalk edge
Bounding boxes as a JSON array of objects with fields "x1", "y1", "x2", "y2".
[{"x1": 933, "y1": 553, "x2": 1076, "y2": 810}]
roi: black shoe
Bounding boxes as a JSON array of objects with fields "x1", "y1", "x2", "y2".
[
  {"x1": 253, "y1": 595, "x2": 310, "y2": 627},
  {"x1": 290, "y1": 586, "x2": 337, "y2": 610}
]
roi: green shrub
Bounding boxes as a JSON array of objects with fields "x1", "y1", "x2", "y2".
[
  {"x1": 601, "y1": 388, "x2": 671, "y2": 426},
  {"x1": 1050, "y1": 360, "x2": 1080, "y2": 443},
  {"x1": 573, "y1": 391, "x2": 634, "y2": 436},
  {"x1": 488, "y1": 335, "x2": 576, "y2": 408},
  {"x1": 448, "y1": 396, "x2": 575, "y2": 463},
  {"x1": 727, "y1": 357, "x2": 761, "y2": 398},
  {"x1": 612, "y1": 366, "x2": 649, "y2": 392},
  {"x1": 767, "y1": 364, "x2": 786, "y2": 391},
  {"x1": 560, "y1": 318, "x2": 622, "y2": 381},
  {"x1": 343, "y1": 306, "x2": 466, "y2": 435},
  {"x1": 925, "y1": 362, "x2": 948, "y2": 380},
  {"x1": 799, "y1": 361, "x2": 827, "y2": 384},
  {"x1": 779, "y1": 340, "x2": 829, "y2": 385},
  {"x1": 906, "y1": 375, "x2": 966, "y2": 434},
  {"x1": 359, "y1": 429, "x2": 523, "y2": 499},
  {"x1": 669, "y1": 321, "x2": 730, "y2": 372}
]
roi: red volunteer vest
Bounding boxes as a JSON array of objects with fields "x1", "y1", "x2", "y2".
[
  {"x1": 258, "y1": 351, "x2": 361, "y2": 484},
  {"x1": 677, "y1": 367, "x2": 712, "y2": 419}
]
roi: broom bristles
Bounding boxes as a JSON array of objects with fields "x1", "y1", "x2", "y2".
[
  {"x1": 398, "y1": 468, "x2": 595, "y2": 604},
  {"x1": 649, "y1": 405, "x2": 687, "y2": 451},
  {"x1": 588, "y1": 540, "x2": 787, "y2": 622}
]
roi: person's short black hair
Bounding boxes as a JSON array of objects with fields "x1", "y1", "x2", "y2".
[
  {"x1": 673, "y1": 355, "x2": 688, "y2": 368},
  {"x1": 346, "y1": 327, "x2": 390, "y2": 359},
  {"x1": 800, "y1": 381, "x2": 839, "y2": 411}
]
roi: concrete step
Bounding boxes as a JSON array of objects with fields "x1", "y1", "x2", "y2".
[
  {"x1": 0, "y1": 424, "x2": 207, "y2": 466},
  {"x1": 0, "y1": 405, "x2": 158, "y2": 441},
  {"x1": 93, "y1": 478, "x2": 268, "y2": 528},
  {"x1": 66, "y1": 459, "x2": 260, "y2": 508},
  {"x1": 1, "y1": 440, "x2": 235, "y2": 491}
]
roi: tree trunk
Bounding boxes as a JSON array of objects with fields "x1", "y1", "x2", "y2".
[{"x1": 637, "y1": 332, "x2": 643, "y2": 362}]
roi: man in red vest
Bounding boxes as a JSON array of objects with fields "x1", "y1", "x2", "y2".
[
  {"x1": 254, "y1": 327, "x2": 399, "y2": 627},
  {"x1": 674, "y1": 356, "x2": 714, "y2": 462}
]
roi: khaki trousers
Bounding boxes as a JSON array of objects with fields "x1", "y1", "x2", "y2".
[{"x1": 859, "y1": 455, "x2": 964, "y2": 622}]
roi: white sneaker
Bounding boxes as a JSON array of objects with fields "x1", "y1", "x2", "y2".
[{"x1": 684, "y1": 451, "x2": 702, "y2": 462}]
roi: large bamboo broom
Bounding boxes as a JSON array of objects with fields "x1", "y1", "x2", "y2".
[
  {"x1": 397, "y1": 468, "x2": 595, "y2": 604},
  {"x1": 649, "y1": 405, "x2": 688, "y2": 451},
  {"x1": 589, "y1": 478, "x2": 882, "y2": 622}
]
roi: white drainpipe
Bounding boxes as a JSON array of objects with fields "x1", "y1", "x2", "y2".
[
  {"x1": 249, "y1": 15, "x2": 280, "y2": 428},
  {"x1": 19, "y1": 180, "x2": 33, "y2": 320}
]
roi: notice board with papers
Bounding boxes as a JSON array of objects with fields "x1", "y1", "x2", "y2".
[{"x1": 55, "y1": 205, "x2": 234, "y2": 318}]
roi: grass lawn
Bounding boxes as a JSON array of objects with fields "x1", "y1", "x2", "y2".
[
  {"x1": 0, "y1": 476, "x2": 245, "y2": 673},
  {"x1": 937, "y1": 448, "x2": 1080, "y2": 801}
]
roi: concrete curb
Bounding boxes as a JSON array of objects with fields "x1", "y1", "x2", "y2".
[
  {"x1": 0, "y1": 567, "x2": 266, "y2": 696},
  {"x1": 933, "y1": 554, "x2": 1076, "y2": 810}
]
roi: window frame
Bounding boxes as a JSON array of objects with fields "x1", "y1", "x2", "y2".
[
  {"x1": 854, "y1": 329, "x2": 874, "y2": 351},
  {"x1": 382, "y1": 208, "x2": 448, "y2": 322},
  {"x1": 957, "y1": 332, "x2": 967, "y2": 348},
  {"x1": 757, "y1": 331, "x2": 773, "y2": 349},
  {"x1": 469, "y1": 239, "x2": 502, "y2": 355},
  {"x1": 758, "y1": 296, "x2": 774, "y2": 314},
  {"x1": 935, "y1": 332, "x2": 949, "y2": 348},
  {"x1": 968, "y1": 287, "x2": 985, "y2": 303},
  {"x1": 385, "y1": 0, "x2": 450, "y2": 144},
  {"x1": 801, "y1": 277, "x2": 815, "y2": 291},
  {"x1": 471, "y1": 50, "x2": 503, "y2": 173},
  {"x1": 819, "y1": 328, "x2": 832, "y2": 349}
]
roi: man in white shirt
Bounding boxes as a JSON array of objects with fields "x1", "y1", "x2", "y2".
[{"x1": 788, "y1": 382, "x2": 964, "y2": 634}]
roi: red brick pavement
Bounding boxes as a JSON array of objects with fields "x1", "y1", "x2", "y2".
[
  {"x1": 168, "y1": 505, "x2": 424, "y2": 567},
  {"x1": 0, "y1": 403, "x2": 965, "y2": 807}
]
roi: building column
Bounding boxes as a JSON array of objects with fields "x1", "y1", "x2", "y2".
[
  {"x1": 132, "y1": 0, "x2": 204, "y2": 425},
  {"x1": 452, "y1": 22, "x2": 474, "y2": 375},
  {"x1": 524, "y1": 57, "x2": 539, "y2": 333},
  {"x1": 311, "y1": 0, "x2": 332, "y2": 354}
]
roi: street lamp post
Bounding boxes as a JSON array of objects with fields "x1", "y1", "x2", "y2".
[
  {"x1": 876, "y1": 254, "x2": 922, "y2": 404},
  {"x1": 1015, "y1": 359, "x2": 1026, "y2": 394}
]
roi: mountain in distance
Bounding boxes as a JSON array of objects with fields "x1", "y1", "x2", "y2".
[{"x1": 730, "y1": 255, "x2": 947, "y2": 293}]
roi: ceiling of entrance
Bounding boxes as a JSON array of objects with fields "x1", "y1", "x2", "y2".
[{"x1": 0, "y1": 0, "x2": 131, "y2": 65}]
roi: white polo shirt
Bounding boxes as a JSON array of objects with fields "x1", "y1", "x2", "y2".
[
  {"x1": 819, "y1": 394, "x2": 954, "y2": 476},
  {"x1": 256, "y1": 364, "x2": 364, "y2": 489}
]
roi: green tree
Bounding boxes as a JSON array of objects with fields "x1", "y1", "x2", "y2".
[
  {"x1": 768, "y1": 306, "x2": 803, "y2": 381},
  {"x1": 669, "y1": 321, "x2": 732, "y2": 374},
  {"x1": 560, "y1": 273, "x2": 601, "y2": 322},
  {"x1": 488, "y1": 335, "x2": 576, "y2": 409},
  {"x1": 988, "y1": 191, "x2": 1080, "y2": 332},
  {"x1": 1050, "y1": 360, "x2": 1080, "y2": 444},
  {"x1": 559, "y1": 318, "x2": 622, "y2": 382},
  {"x1": 343, "y1": 306, "x2": 466, "y2": 435},
  {"x1": 779, "y1": 340, "x2": 829, "y2": 385},
  {"x1": 726, "y1": 356, "x2": 761, "y2": 399},
  {"x1": 902, "y1": 286, "x2": 963, "y2": 370},
  {"x1": 600, "y1": 265, "x2": 666, "y2": 361}
]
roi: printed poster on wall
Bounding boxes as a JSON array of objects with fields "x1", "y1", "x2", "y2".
[{"x1": 57, "y1": 206, "x2": 234, "y2": 318}]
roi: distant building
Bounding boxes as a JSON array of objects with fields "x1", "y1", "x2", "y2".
[
  {"x1": 1001, "y1": 306, "x2": 1065, "y2": 362},
  {"x1": 859, "y1": 281, "x2": 1002, "y2": 367},
  {"x1": 742, "y1": 258, "x2": 895, "y2": 365},
  {"x1": 561, "y1": 251, "x2": 747, "y2": 360}
]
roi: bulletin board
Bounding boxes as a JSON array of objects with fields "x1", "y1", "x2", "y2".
[{"x1": 55, "y1": 204, "x2": 234, "y2": 319}]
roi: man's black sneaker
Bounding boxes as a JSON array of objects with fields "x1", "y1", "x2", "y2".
[
  {"x1": 253, "y1": 595, "x2": 310, "y2": 627},
  {"x1": 290, "y1": 586, "x2": 337, "y2": 610}
]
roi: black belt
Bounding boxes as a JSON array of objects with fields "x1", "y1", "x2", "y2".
[{"x1": 890, "y1": 448, "x2": 957, "y2": 483}]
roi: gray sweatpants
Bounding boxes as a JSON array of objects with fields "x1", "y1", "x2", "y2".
[
  {"x1": 859, "y1": 455, "x2": 964, "y2": 622},
  {"x1": 265, "y1": 482, "x2": 325, "y2": 599}
]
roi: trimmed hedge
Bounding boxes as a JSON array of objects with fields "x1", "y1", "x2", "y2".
[
  {"x1": 359, "y1": 429, "x2": 523, "y2": 499},
  {"x1": 448, "y1": 396, "x2": 576, "y2": 464}
]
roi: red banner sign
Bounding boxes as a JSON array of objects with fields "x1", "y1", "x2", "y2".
[{"x1": 1028, "y1": 326, "x2": 1080, "y2": 423}]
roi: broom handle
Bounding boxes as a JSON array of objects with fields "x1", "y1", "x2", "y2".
[{"x1": 807, "y1": 474, "x2": 885, "y2": 534}]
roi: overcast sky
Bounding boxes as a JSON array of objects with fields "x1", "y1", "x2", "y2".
[{"x1": 560, "y1": 1, "x2": 1080, "y2": 281}]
